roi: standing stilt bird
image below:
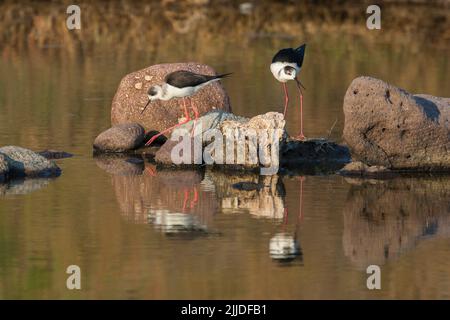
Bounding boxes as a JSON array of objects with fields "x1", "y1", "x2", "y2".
[
  {"x1": 141, "y1": 70, "x2": 231, "y2": 146},
  {"x1": 270, "y1": 43, "x2": 306, "y2": 140}
]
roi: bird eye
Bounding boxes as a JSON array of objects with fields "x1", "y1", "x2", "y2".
[
  {"x1": 284, "y1": 66, "x2": 295, "y2": 75},
  {"x1": 148, "y1": 87, "x2": 157, "y2": 96}
]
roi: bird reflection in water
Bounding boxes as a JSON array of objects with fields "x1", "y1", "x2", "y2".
[
  {"x1": 146, "y1": 167, "x2": 207, "y2": 236},
  {"x1": 269, "y1": 176, "x2": 305, "y2": 265}
]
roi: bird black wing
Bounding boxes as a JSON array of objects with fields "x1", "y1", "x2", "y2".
[
  {"x1": 272, "y1": 43, "x2": 306, "y2": 68},
  {"x1": 165, "y1": 70, "x2": 219, "y2": 88}
]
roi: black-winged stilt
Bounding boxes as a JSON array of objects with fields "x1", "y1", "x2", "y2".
[
  {"x1": 142, "y1": 70, "x2": 232, "y2": 146},
  {"x1": 270, "y1": 43, "x2": 306, "y2": 140}
]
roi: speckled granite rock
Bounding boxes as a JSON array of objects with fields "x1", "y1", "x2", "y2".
[
  {"x1": 0, "y1": 146, "x2": 61, "y2": 178},
  {"x1": 93, "y1": 123, "x2": 146, "y2": 153},
  {"x1": 111, "y1": 62, "x2": 232, "y2": 133},
  {"x1": 343, "y1": 76, "x2": 450, "y2": 170}
]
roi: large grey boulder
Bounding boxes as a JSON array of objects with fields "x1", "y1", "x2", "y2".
[
  {"x1": 343, "y1": 76, "x2": 450, "y2": 170},
  {"x1": 0, "y1": 146, "x2": 61, "y2": 178}
]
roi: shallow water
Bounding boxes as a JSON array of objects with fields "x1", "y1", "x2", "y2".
[{"x1": 1, "y1": 13, "x2": 450, "y2": 299}]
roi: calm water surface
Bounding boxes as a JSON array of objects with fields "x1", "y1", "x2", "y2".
[{"x1": 0, "y1": 34, "x2": 450, "y2": 299}]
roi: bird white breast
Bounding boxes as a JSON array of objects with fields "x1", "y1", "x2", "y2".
[
  {"x1": 270, "y1": 62, "x2": 299, "y2": 83},
  {"x1": 164, "y1": 84, "x2": 196, "y2": 100}
]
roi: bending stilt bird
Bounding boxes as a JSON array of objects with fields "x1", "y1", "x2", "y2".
[
  {"x1": 270, "y1": 43, "x2": 307, "y2": 140},
  {"x1": 141, "y1": 70, "x2": 232, "y2": 146}
]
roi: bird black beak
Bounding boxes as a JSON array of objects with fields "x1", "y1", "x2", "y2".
[
  {"x1": 141, "y1": 99, "x2": 151, "y2": 115},
  {"x1": 296, "y1": 78, "x2": 306, "y2": 90}
]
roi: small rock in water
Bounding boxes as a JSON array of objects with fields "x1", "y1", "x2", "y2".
[
  {"x1": 38, "y1": 150, "x2": 73, "y2": 159},
  {"x1": 93, "y1": 123, "x2": 146, "y2": 153},
  {"x1": 0, "y1": 146, "x2": 61, "y2": 178},
  {"x1": 338, "y1": 161, "x2": 395, "y2": 178}
]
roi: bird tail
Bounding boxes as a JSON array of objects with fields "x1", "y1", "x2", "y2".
[
  {"x1": 295, "y1": 44, "x2": 306, "y2": 68},
  {"x1": 215, "y1": 72, "x2": 233, "y2": 79},
  {"x1": 295, "y1": 43, "x2": 306, "y2": 54}
]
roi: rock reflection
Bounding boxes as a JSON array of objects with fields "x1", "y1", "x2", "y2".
[
  {"x1": 95, "y1": 156, "x2": 215, "y2": 232},
  {"x1": 95, "y1": 156, "x2": 294, "y2": 241},
  {"x1": 342, "y1": 177, "x2": 450, "y2": 269},
  {"x1": 0, "y1": 177, "x2": 52, "y2": 196},
  {"x1": 207, "y1": 171, "x2": 286, "y2": 219}
]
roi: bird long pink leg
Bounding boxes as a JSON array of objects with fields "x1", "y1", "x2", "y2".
[
  {"x1": 282, "y1": 207, "x2": 289, "y2": 232},
  {"x1": 182, "y1": 189, "x2": 189, "y2": 213},
  {"x1": 282, "y1": 83, "x2": 289, "y2": 117},
  {"x1": 145, "y1": 98, "x2": 191, "y2": 146},
  {"x1": 295, "y1": 80, "x2": 305, "y2": 141},
  {"x1": 190, "y1": 98, "x2": 200, "y2": 137},
  {"x1": 298, "y1": 176, "x2": 305, "y2": 222},
  {"x1": 190, "y1": 187, "x2": 198, "y2": 209}
]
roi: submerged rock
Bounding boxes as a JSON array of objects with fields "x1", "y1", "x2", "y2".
[
  {"x1": 111, "y1": 62, "x2": 232, "y2": 133},
  {"x1": 93, "y1": 123, "x2": 146, "y2": 153},
  {"x1": 0, "y1": 146, "x2": 61, "y2": 178},
  {"x1": 343, "y1": 76, "x2": 450, "y2": 170},
  {"x1": 338, "y1": 161, "x2": 396, "y2": 178},
  {"x1": 38, "y1": 150, "x2": 73, "y2": 159},
  {"x1": 280, "y1": 138, "x2": 351, "y2": 173}
]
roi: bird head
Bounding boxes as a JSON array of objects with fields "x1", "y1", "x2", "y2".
[
  {"x1": 141, "y1": 85, "x2": 164, "y2": 114},
  {"x1": 147, "y1": 85, "x2": 164, "y2": 101},
  {"x1": 282, "y1": 66, "x2": 297, "y2": 79}
]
